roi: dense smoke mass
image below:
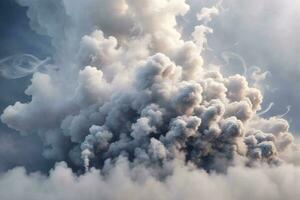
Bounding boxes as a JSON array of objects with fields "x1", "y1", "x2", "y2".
[{"x1": 0, "y1": 0, "x2": 300, "y2": 199}]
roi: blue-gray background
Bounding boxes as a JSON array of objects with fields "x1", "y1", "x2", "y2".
[{"x1": 0, "y1": 0, "x2": 52, "y2": 172}]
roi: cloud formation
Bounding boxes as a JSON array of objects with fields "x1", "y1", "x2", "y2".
[{"x1": 0, "y1": 0, "x2": 300, "y2": 199}]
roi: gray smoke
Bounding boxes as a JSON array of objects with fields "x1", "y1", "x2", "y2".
[{"x1": 1, "y1": 0, "x2": 300, "y2": 199}]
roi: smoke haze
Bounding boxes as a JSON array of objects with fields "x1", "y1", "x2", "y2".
[{"x1": 0, "y1": 0, "x2": 300, "y2": 199}]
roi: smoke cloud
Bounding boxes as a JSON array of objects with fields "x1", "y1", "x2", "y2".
[
  {"x1": 1, "y1": 0, "x2": 300, "y2": 199},
  {"x1": 1, "y1": 159, "x2": 300, "y2": 200}
]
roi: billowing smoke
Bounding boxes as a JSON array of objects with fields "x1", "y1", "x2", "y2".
[{"x1": 1, "y1": 0, "x2": 300, "y2": 199}]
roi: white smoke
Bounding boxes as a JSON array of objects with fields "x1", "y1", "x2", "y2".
[
  {"x1": 0, "y1": 158, "x2": 300, "y2": 200},
  {"x1": 197, "y1": 5, "x2": 220, "y2": 24},
  {"x1": 1, "y1": 0, "x2": 300, "y2": 199},
  {"x1": 0, "y1": 54, "x2": 50, "y2": 79}
]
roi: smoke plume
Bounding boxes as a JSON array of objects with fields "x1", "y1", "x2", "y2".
[{"x1": 1, "y1": 0, "x2": 300, "y2": 199}]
